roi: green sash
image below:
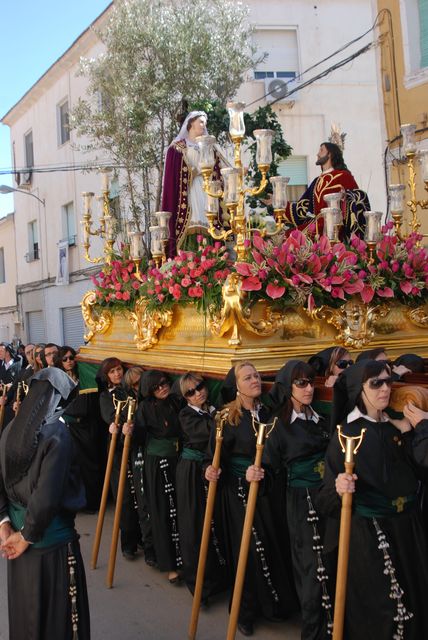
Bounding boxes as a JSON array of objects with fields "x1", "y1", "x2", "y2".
[
  {"x1": 287, "y1": 453, "x2": 325, "y2": 488},
  {"x1": 146, "y1": 436, "x2": 179, "y2": 457},
  {"x1": 354, "y1": 490, "x2": 417, "y2": 518},
  {"x1": 181, "y1": 447, "x2": 204, "y2": 462},
  {"x1": 229, "y1": 455, "x2": 253, "y2": 478},
  {"x1": 9, "y1": 502, "x2": 75, "y2": 549}
]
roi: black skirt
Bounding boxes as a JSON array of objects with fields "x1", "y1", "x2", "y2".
[
  {"x1": 7, "y1": 537, "x2": 90, "y2": 640},
  {"x1": 144, "y1": 453, "x2": 181, "y2": 572},
  {"x1": 221, "y1": 473, "x2": 298, "y2": 626},
  {"x1": 175, "y1": 457, "x2": 227, "y2": 597},
  {"x1": 344, "y1": 509, "x2": 428, "y2": 639}
]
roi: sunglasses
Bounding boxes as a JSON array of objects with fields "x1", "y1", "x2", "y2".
[
  {"x1": 35, "y1": 351, "x2": 42, "y2": 357},
  {"x1": 62, "y1": 355, "x2": 75, "y2": 363},
  {"x1": 152, "y1": 379, "x2": 169, "y2": 392},
  {"x1": 336, "y1": 359, "x2": 354, "y2": 370},
  {"x1": 293, "y1": 378, "x2": 315, "y2": 389},
  {"x1": 184, "y1": 380, "x2": 205, "y2": 399},
  {"x1": 367, "y1": 376, "x2": 393, "y2": 390}
]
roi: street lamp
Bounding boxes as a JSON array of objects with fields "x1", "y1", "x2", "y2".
[{"x1": 0, "y1": 184, "x2": 45, "y2": 206}]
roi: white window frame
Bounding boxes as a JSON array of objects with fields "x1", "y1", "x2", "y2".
[
  {"x1": 0, "y1": 248, "x2": 5, "y2": 284},
  {"x1": 61, "y1": 201, "x2": 76, "y2": 246},
  {"x1": 24, "y1": 129, "x2": 34, "y2": 169},
  {"x1": 57, "y1": 98, "x2": 70, "y2": 146},
  {"x1": 251, "y1": 25, "x2": 301, "y2": 81},
  {"x1": 399, "y1": 0, "x2": 428, "y2": 88}
]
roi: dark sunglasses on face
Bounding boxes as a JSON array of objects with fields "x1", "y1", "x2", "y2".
[
  {"x1": 152, "y1": 379, "x2": 169, "y2": 392},
  {"x1": 62, "y1": 355, "x2": 75, "y2": 363},
  {"x1": 367, "y1": 376, "x2": 393, "y2": 390},
  {"x1": 184, "y1": 380, "x2": 205, "y2": 399},
  {"x1": 35, "y1": 351, "x2": 42, "y2": 357},
  {"x1": 293, "y1": 378, "x2": 315, "y2": 389},
  {"x1": 336, "y1": 359, "x2": 354, "y2": 370}
]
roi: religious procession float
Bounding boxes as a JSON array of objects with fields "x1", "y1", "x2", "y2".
[{"x1": 78, "y1": 107, "x2": 428, "y2": 378}]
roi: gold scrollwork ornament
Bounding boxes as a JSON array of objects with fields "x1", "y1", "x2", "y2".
[
  {"x1": 128, "y1": 298, "x2": 173, "y2": 350},
  {"x1": 81, "y1": 290, "x2": 113, "y2": 342},
  {"x1": 308, "y1": 299, "x2": 390, "y2": 349},
  {"x1": 208, "y1": 273, "x2": 283, "y2": 346},
  {"x1": 408, "y1": 305, "x2": 428, "y2": 328}
]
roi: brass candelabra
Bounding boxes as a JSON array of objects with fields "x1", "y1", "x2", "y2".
[
  {"x1": 389, "y1": 125, "x2": 428, "y2": 241},
  {"x1": 197, "y1": 102, "x2": 287, "y2": 261},
  {"x1": 81, "y1": 168, "x2": 116, "y2": 264}
]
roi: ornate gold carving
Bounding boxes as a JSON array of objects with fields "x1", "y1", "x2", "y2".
[
  {"x1": 408, "y1": 305, "x2": 428, "y2": 328},
  {"x1": 208, "y1": 273, "x2": 283, "y2": 345},
  {"x1": 128, "y1": 298, "x2": 173, "y2": 350},
  {"x1": 308, "y1": 299, "x2": 390, "y2": 349},
  {"x1": 81, "y1": 290, "x2": 113, "y2": 342}
]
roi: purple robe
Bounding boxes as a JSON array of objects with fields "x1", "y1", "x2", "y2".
[{"x1": 161, "y1": 139, "x2": 223, "y2": 258}]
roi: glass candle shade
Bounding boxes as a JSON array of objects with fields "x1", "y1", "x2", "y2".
[
  {"x1": 206, "y1": 180, "x2": 221, "y2": 214},
  {"x1": 419, "y1": 149, "x2": 428, "y2": 182},
  {"x1": 221, "y1": 167, "x2": 239, "y2": 204},
  {"x1": 82, "y1": 191, "x2": 94, "y2": 216},
  {"x1": 129, "y1": 231, "x2": 145, "y2": 260},
  {"x1": 155, "y1": 211, "x2": 172, "y2": 237},
  {"x1": 253, "y1": 129, "x2": 274, "y2": 166},
  {"x1": 364, "y1": 211, "x2": 383, "y2": 242},
  {"x1": 227, "y1": 102, "x2": 246, "y2": 137},
  {"x1": 388, "y1": 184, "x2": 406, "y2": 213},
  {"x1": 401, "y1": 123, "x2": 417, "y2": 154},
  {"x1": 196, "y1": 135, "x2": 216, "y2": 170},
  {"x1": 100, "y1": 167, "x2": 112, "y2": 192},
  {"x1": 270, "y1": 176, "x2": 290, "y2": 209},
  {"x1": 104, "y1": 213, "x2": 115, "y2": 242},
  {"x1": 149, "y1": 225, "x2": 162, "y2": 254},
  {"x1": 324, "y1": 192, "x2": 343, "y2": 211},
  {"x1": 321, "y1": 207, "x2": 341, "y2": 240}
]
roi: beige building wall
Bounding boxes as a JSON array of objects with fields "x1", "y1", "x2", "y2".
[{"x1": 0, "y1": 213, "x2": 19, "y2": 342}]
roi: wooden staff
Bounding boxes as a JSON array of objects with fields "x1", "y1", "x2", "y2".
[
  {"x1": 107, "y1": 397, "x2": 136, "y2": 588},
  {"x1": 226, "y1": 416, "x2": 277, "y2": 640},
  {"x1": 14, "y1": 382, "x2": 23, "y2": 415},
  {"x1": 332, "y1": 425, "x2": 366, "y2": 640},
  {"x1": 188, "y1": 410, "x2": 226, "y2": 640},
  {"x1": 91, "y1": 395, "x2": 128, "y2": 570}
]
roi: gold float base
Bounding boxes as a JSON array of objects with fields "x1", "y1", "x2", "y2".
[{"x1": 79, "y1": 300, "x2": 428, "y2": 376}]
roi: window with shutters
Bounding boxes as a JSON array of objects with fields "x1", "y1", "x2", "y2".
[
  {"x1": 26, "y1": 220, "x2": 39, "y2": 262},
  {"x1": 62, "y1": 307, "x2": 85, "y2": 349},
  {"x1": 400, "y1": 0, "x2": 428, "y2": 87},
  {"x1": 61, "y1": 202, "x2": 76, "y2": 246},
  {"x1": 24, "y1": 130, "x2": 34, "y2": 169},
  {"x1": 0, "y1": 248, "x2": 5, "y2": 283},
  {"x1": 253, "y1": 28, "x2": 299, "y2": 78},
  {"x1": 57, "y1": 99, "x2": 70, "y2": 145},
  {"x1": 26, "y1": 311, "x2": 46, "y2": 344}
]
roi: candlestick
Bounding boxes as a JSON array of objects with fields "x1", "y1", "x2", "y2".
[
  {"x1": 420, "y1": 149, "x2": 428, "y2": 182},
  {"x1": 253, "y1": 129, "x2": 274, "y2": 167},
  {"x1": 227, "y1": 102, "x2": 246, "y2": 138},
  {"x1": 364, "y1": 211, "x2": 383, "y2": 242}
]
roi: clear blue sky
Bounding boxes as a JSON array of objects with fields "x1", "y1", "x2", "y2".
[{"x1": 0, "y1": 0, "x2": 112, "y2": 217}]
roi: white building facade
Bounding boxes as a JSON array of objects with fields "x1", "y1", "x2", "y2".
[{"x1": 1, "y1": 0, "x2": 385, "y2": 347}]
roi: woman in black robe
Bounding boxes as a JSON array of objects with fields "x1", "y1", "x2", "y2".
[
  {"x1": 122, "y1": 367, "x2": 156, "y2": 567},
  {"x1": 61, "y1": 347, "x2": 103, "y2": 512},
  {"x1": 248, "y1": 360, "x2": 332, "y2": 639},
  {"x1": 176, "y1": 372, "x2": 227, "y2": 601},
  {"x1": 98, "y1": 357, "x2": 141, "y2": 560},
  {"x1": 318, "y1": 359, "x2": 428, "y2": 639},
  {"x1": 133, "y1": 370, "x2": 183, "y2": 583},
  {"x1": 0, "y1": 367, "x2": 90, "y2": 640},
  {"x1": 205, "y1": 361, "x2": 297, "y2": 637}
]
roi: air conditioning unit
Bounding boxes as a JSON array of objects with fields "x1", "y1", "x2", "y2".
[{"x1": 264, "y1": 78, "x2": 295, "y2": 104}]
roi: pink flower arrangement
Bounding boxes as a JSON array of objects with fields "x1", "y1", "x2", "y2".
[
  {"x1": 90, "y1": 227, "x2": 428, "y2": 314},
  {"x1": 90, "y1": 258, "x2": 143, "y2": 309},
  {"x1": 236, "y1": 226, "x2": 428, "y2": 309},
  {"x1": 139, "y1": 240, "x2": 231, "y2": 314}
]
